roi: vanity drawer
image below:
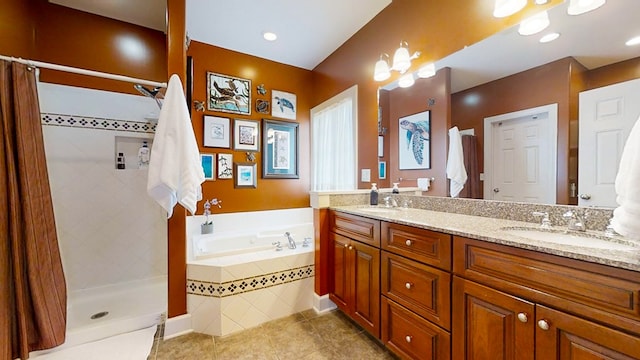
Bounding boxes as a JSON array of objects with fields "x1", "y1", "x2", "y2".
[
  {"x1": 330, "y1": 211, "x2": 380, "y2": 247},
  {"x1": 453, "y1": 236, "x2": 640, "y2": 336},
  {"x1": 381, "y1": 297, "x2": 451, "y2": 360},
  {"x1": 381, "y1": 251, "x2": 451, "y2": 330},
  {"x1": 382, "y1": 222, "x2": 451, "y2": 270}
]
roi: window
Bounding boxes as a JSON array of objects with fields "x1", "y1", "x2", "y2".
[{"x1": 311, "y1": 85, "x2": 357, "y2": 191}]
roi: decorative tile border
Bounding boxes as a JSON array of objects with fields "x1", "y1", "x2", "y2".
[
  {"x1": 187, "y1": 265, "x2": 315, "y2": 298},
  {"x1": 41, "y1": 113, "x2": 156, "y2": 134}
]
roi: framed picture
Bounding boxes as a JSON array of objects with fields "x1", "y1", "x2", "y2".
[
  {"x1": 207, "y1": 72, "x2": 251, "y2": 115},
  {"x1": 200, "y1": 154, "x2": 215, "y2": 180},
  {"x1": 233, "y1": 119, "x2": 260, "y2": 151},
  {"x1": 378, "y1": 161, "x2": 387, "y2": 180},
  {"x1": 234, "y1": 162, "x2": 257, "y2": 188},
  {"x1": 217, "y1": 153, "x2": 233, "y2": 179},
  {"x1": 271, "y1": 90, "x2": 297, "y2": 120},
  {"x1": 203, "y1": 116, "x2": 231, "y2": 148},
  {"x1": 262, "y1": 119, "x2": 299, "y2": 178},
  {"x1": 378, "y1": 136, "x2": 384, "y2": 157},
  {"x1": 398, "y1": 110, "x2": 431, "y2": 170}
]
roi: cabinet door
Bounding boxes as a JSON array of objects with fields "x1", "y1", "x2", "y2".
[
  {"x1": 536, "y1": 305, "x2": 640, "y2": 360},
  {"x1": 452, "y1": 277, "x2": 535, "y2": 360},
  {"x1": 329, "y1": 232, "x2": 351, "y2": 312},
  {"x1": 352, "y1": 241, "x2": 381, "y2": 337}
]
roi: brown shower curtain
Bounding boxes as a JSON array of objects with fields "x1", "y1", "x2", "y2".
[{"x1": 0, "y1": 61, "x2": 67, "y2": 360}]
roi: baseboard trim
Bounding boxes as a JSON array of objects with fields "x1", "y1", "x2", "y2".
[
  {"x1": 163, "y1": 314, "x2": 192, "y2": 340},
  {"x1": 313, "y1": 293, "x2": 337, "y2": 314}
]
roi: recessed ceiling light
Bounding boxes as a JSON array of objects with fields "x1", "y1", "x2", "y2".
[
  {"x1": 625, "y1": 36, "x2": 640, "y2": 46},
  {"x1": 540, "y1": 32, "x2": 560, "y2": 43},
  {"x1": 262, "y1": 32, "x2": 277, "y2": 41}
]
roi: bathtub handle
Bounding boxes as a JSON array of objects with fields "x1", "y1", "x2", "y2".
[{"x1": 272, "y1": 241, "x2": 283, "y2": 251}]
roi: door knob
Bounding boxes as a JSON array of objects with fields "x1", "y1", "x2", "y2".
[
  {"x1": 493, "y1": 188, "x2": 500, "y2": 193},
  {"x1": 579, "y1": 194, "x2": 591, "y2": 200},
  {"x1": 517, "y1": 312, "x2": 528, "y2": 323},
  {"x1": 537, "y1": 319, "x2": 550, "y2": 331}
]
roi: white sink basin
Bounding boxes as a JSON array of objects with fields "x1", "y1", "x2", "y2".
[
  {"x1": 501, "y1": 227, "x2": 638, "y2": 251},
  {"x1": 357, "y1": 207, "x2": 399, "y2": 214}
]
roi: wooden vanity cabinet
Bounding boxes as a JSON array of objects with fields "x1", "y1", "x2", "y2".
[
  {"x1": 453, "y1": 236, "x2": 640, "y2": 360},
  {"x1": 329, "y1": 211, "x2": 381, "y2": 337}
]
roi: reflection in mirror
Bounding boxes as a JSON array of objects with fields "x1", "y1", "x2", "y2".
[{"x1": 378, "y1": 0, "x2": 640, "y2": 207}]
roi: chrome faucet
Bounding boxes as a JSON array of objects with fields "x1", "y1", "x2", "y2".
[
  {"x1": 532, "y1": 211, "x2": 552, "y2": 229},
  {"x1": 285, "y1": 232, "x2": 296, "y2": 249},
  {"x1": 383, "y1": 196, "x2": 398, "y2": 208},
  {"x1": 563, "y1": 210, "x2": 586, "y2": 232}
]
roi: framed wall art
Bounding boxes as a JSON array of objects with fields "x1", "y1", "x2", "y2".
[
  {"x1": 233, "y1": 119, "x2": 259, "y2": 151},
  {"x1": 262, "y1": 119, "x2": 299, "y2": 178},
  {"x1": 234, "y1": 162, "x2": 257, "y2": 188},
  {"x1": 398, "y1": 110, "x2": 431, "y2": 170},
  {"x1": 207, "y1": 72, "x2": 251, "y2": 115},
  {"x1": 203, "y1": 116, "x2": 230, "y2": 148},
  {"x1": 217, "y1": 153, "x2": 233, "y2": 179},
  {"x1": 200, "y1": 154, "x2": 215, "y2": 180},
  {"x1": 378, "y1": 161, "x2": 387, "y2": 180},
  {"x1": 271, "y1": 90, "x2": 297, "y2": 120}
]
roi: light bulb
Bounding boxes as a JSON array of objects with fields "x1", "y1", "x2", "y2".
[
  {"x1": 567, "y1": 0, "x2": 606, "y2": 15},
  {"x1": 398, "y1": 73, "x2": 415, "y2": 88}
]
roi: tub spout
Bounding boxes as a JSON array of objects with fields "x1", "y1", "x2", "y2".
[{"x1": 285, "y1": 232, "x2": 296, "y2": 249}]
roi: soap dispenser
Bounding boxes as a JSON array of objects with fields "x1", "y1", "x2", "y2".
[
  {"x1": 392, "y1": 183, "x2": 400, "y2": 194},
  {"x1": 370, "y1": 183, "x2": 379, "y2": 205}
]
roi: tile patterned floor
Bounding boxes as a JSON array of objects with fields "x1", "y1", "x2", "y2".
[{"x1": 147, "y1": 309, "x2": 398, "y2": 360}]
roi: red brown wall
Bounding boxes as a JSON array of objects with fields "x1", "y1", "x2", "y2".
[
  {"x1": 0, "y1": 0, "x2": 36, "y2": 58},
  {"x1": 187, "y1": 41, "x2": 313, "y2": 214},
  {"x1": 587, "y1": 57, "x2": 640, "y2": 90}
]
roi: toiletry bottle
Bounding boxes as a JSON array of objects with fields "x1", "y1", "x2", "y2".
[
  {"x1": 392, "y1": 183, "x2": 400, "y2": 194},
  {"x1": 116, "y1": 152, "x2": 126, "y2": 170},
  {"x1": 138, "y1": 141, "x2": 150, "y2": 168},
  {"x1": 370, "y1": 183, "x2": 379, "y2": 205}
]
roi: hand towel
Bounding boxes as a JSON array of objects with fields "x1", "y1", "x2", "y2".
[
  {"x1": 417, "y1": 178, "x2": 431, "y2": 191},
  {"x1": 612, "y1": 115, "x2": 640, "y2": 239},
  {"x1": 147, "y1": 74, "x2": 205, "y2": 218},
  {"x1": 446, "y1": 126, "x2": 467, "y2": 198}
]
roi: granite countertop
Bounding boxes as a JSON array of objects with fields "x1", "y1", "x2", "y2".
[{"x1": 331, "y1": 205, "x2": 640, "y2": 272}]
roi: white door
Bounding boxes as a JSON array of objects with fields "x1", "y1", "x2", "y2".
[
  {"x1": 578, "y1": 78, "x2": 640, "y2": 208},
  {"x1": 484, "y1": 104, "x2": 557, "y2": 204}
]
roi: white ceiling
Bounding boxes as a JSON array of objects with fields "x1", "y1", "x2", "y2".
[{"x1": 50, "y1": 0, "x2": 640, "y2": 92}]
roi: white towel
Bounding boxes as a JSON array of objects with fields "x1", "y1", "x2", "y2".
[
  {"x1": 446, "y1": 126, "x2": 467, "y2": 198},
  {"x1": 417, "y1": 178, "x2": 431, "y2": 191},
  {"x1": 147, "y1": 74, "x2": 205, "y2": 218},
  {"x1": 612, "y1": 115, "x2": 640, "y2": 240}
]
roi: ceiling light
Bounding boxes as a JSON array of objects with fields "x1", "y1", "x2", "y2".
[
  {"x1": 535, "y1": 0, "x2": 549, "y2": 4},
  {"x1": 518, "y1": 11, "x2": 550, "y2": 36},
  {"x1": 398, "y1": 73, "x2": 415, "y2": 88},
  {"x1": 373, "y1": 54, "x2": 391, "y2": 81},
  {"x1": 373, "y1": 41, "x2": 420, "y2": 82},
  {"x1": 539, "y1": 32, "x2": 560, "y2": 43},
  {"x1": 625, "y1": 36, "x2": 640, "y2": 46},
  {"x1": 417, "y1": 63, "x2": 436, "y2": 78},
  {"x1": 493, "y1": 0, "x2": 526, "y2": 18},
  {"x1": 567, "y1": 0, "x2": 606, "y2": 15},
  {"x1": 262, "y1": 32, "x2": 277, "y2": 41}
]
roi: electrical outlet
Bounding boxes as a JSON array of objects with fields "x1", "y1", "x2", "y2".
[{"x1": 361, "y1": 169, "x2": 371, "y2": 182}]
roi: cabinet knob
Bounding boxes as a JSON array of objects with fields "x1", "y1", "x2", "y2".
[
  {"x1": 537, "y1": 319, "x2": 550, "y2": 331},
  {"x1": 343, "y1": 243, "x2": 348, "y2": 248},
  {"x1": 405, "y1": 239, "x2": 413, "y2": 246},
  {"x1": 517, "y1": 312, "x2": 528, "y2": 323},
  {"x1": 405, "y1": 282, "x2": 413, "y2": 289},
  {"x1": 405, "y1": 335, "x2": 412, "y2": 343},
  {"x1": 348, "y1": 245, "x2": 353, "y2": 250}
]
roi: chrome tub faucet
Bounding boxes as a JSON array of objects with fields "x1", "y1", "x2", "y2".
[{"x1": 285, "y1": 232, "x2": 296, "y2": 249}]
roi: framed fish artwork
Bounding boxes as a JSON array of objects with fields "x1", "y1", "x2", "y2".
[
  {"x1": 207, "y1": 72, "x2": 251, "y2": 115},
  {"x1": 398, "y1": 110, "x2": 431, "y2": 170},
  {"x1": 271, "y1": 90, "x2": 297, "y2": 120}
]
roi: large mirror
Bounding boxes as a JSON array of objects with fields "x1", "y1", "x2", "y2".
[{"x1": 379, "y1": 0, "x2": 640, "y2": 208}]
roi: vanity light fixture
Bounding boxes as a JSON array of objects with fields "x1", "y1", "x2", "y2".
[
  {"x1": 518, "y1": 11, "x2": 550, "y2": 36},
  {"x1": 539, "y1": 32, "x2": 560, "y2": 43},
  {"x1": 417, "y1": 62, "x2": 436, "y2": 78},
  {"x1": 535, "y1": 0, "x2": 549, "y2": 4},
  {"x1": 493, "y1": 0, "x2": 526, "y2": 18},
  {"x1": 625, "y1": 36, "x2": 640, "y2": 46},
  {"x1": 398, "y1": 73, "x2": 415, "y2": 88},
  {"x1": 262, "y1": 31, "x2": 277, "y2": 41},
  {"x1": 567, "y1": 0, "x2": 606, "y2": 15},
  {"x1": 373, "y1": 41, "x2": 420, "y2": 82}
]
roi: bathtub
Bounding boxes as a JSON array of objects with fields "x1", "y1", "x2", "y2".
[
  {"x1": 34, "y1": 276, "x2": 166, "y2": 353},
  {"x1": 186, "y1": 208, "x2": 315, "y2": 336}
]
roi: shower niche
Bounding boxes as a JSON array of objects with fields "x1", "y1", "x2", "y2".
[{"x1": 115, "y1": 135, "x2": 153, "y2": 170}]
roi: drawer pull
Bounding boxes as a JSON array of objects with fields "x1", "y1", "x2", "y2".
[
  {"x1": 517, "y1": 313, "x2": 528, "y2": 323},
  {"x1": 405, "y1": 239, "x2": 413, "y2": 246},
  {"x1": 343, "y1": 243, "x2": 348, "y2": 248},
  {"x1": 537, "y1": 319, "x2": 550, "y2": 331},
  {"x1": 348, "y1": 245, "x2": 353, "y2": 250},
  {"x1": 405, "y1": 282, "x2": 413, "y2": 289},
  {"x1": 405, "y1": 335, "x2": 412, "y2": 343}
]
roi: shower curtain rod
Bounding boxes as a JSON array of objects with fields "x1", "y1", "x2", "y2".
[{"x1": 0, "y1": 55, "x2": 167, "y2": 88}]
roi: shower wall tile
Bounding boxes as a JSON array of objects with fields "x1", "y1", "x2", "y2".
[{"x1": 43, "y1": 124, "x2": 167, "y2": 291}]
